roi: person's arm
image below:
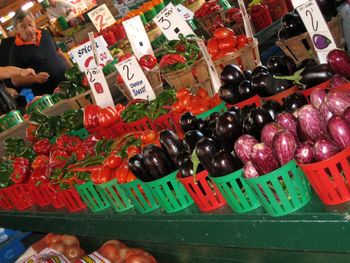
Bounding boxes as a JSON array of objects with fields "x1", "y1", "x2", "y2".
[
  {"x1": 57, "y1": 48, "x2": 73, "y2": 68},
  {"x1": 0, "y1": 66, "x2": 36, "y2": 80},
  {"x1": 12, "y1": 72, "x2": 50, "y2": 87}
]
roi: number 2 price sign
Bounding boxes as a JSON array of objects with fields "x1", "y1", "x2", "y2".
[
  {"x1": 85, "y1": 67, "x2": 114, "y2": 108},
  {"x1": 153, "y1": 3, "x2": 195, "y2": 40},
  {"x1": 294, "y1": 0, "x2": 336, "y2": 63},
  {"x1": 115, "y1": 56, "x2": 156, "y2": 101},
  {"x1": 88, "y1": 4, "x2": 116, "y2": 32}
]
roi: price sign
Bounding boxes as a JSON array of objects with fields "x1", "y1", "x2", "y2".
[
  {"x1": 293, "y1": 0, "x2": 337, "y2": 63},
  {"x1": 176, "y1": 4, "x2": 194, "y2": 21},
  {"x1": 69, "y1": 36, "x2": 114, "y2": 71},
  {"x1": 153, "y1": 3, "x2": 195, "y2": 40},
  {"x1": 196, "y1": 38, "x2": 221, "y2": 95},
  {"x1": 88, "y1": 4, "x2": 116, "y2": 32},
  {"x1": 115, "y1": 56, "x2": 156, "y2": 100},
  {"x1": 85, "y1": 66, "x2": 114, "y2": 107},
  {"x1": 123, "y1": 16, "x2": 154, "y2": 59},
  {"x1": 237, "y1": 0, "x2": 254, "y2": 38}
]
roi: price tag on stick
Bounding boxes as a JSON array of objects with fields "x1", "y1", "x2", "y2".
[
  {"x1": 123, "y1": 16, "x2": 154, "y2": 59},
  {"x1": 237, "y1": 0, "x2": 254, "y2": 38},
  {"x1": 115, "y1": 56, "x2": 156, "y2": 100},
  {"x1": 153, "y1": 3, "x2": 195, "y2": 40},
  {"x1": 88, "y1": 4, "x2": 116, "y2": 32},
  {"x1": 196, "y1": 38, "x2": 221, "y2": 95},
  {"x1": 293, "y1": 0, "x2": 337, "y2": 63}
]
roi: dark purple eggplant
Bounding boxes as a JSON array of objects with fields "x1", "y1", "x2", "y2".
[
  {"x1": 220, "y1": 64, "x2": 246, "y2": 86},
  {"x1": 272, "y1": 130, "x2": 298, "y2": 166},
  {"x1": 205, "y1": 120, "x2": 217, "y2": 139},
  {"x1": 327, "y1": 116, "x2": 350, "y2": 150},
  {"x1": 295, "y1": 142, "x2": 315, "y2": 164},
  {"x1": 195, "y1": 137, "x2": 220, "y2": 175},
  {"x1": 243, "y1": 161, "x2": 260, "y2": 178},
  {"x1": 281, "y1": 12, "x2": 306, "y2": 37},
  {"x1": 218, "y1": 83, "x2": 240, "y2": 104},
  {"x1": 128, "y1": 154, "x2": 153, "y2": 182},
  {"x1": 251, "y1": 143, "x2": 280, "y2": 175},
  {"x1": 283, "y1": 56, "x2": 297, "y2": 75},
  {"x1": 184, "y1": 130, "x2": 205, "y2": 154},
  {"x1": 238, "y1": 80, "x2": 256, "y2": 101},
  {"x1": 243, "y1": 107, "x2": 273, "y2": 138},
  {"x1": 278, "y1": 28, "x2": 290, "y2": 41},
  {"x1": 211, "y1": 150, "x2": 241, "y2": 177},
  {"x1": 310, "y1": 88, "x2": 327, "y2": 110},
  {"x1": 143, "y1": 144, "x2": 174, "y2": 180},
  {"x1": 261, "y1": 122, "x2": 284, "y2": 146},
  {"x1": 299, "y1": 64, "x2": 334, "y2": 89},
  {"x1": 179, "y1": 160, "x2": 195, "y2": 178},
  {"x1": 243, "y1": 69, "x2": 253, "y2": 81},
  {"x1": 276, "y1": 112, "x2": 298, "y2": 137},
  {"x1": 252, "y1": 65, "x2": 269, "y2": 77},
  {"x1": 196, "y1": 118, "x2": 208, "y2": 134},
  {"x1": 261, "y1": 100, "x2": 282, "y2": 120},
  {"x1": 180, "y1": 112, "x2": 198, "y2": 133},
  {"x1": 252, "y1": 72, "x2": 293, "y2": 97},
  {"x1": 282, "y1": 93, "x2": 308, "y2": 113},
  {"x1": 314, "y1": 139, "x2": 340, "y2": 161},
  {"x1": 177, "y1": 150, "x2": 191, "y2": 167},
  {"x1": 266, "y1": 56, "x2": 291, "y2": 76},
  {"x1": 297, "y1": 58, "x2": 318, "y2": 71},
  {"x1": 215, "y1": 111, "x2": 242, "y2": 149},
  {"x1": 160, "y1": 130, "x2": 184, "y2": 168},
  {"x1": 324, "y1": 90, "x2": 350, "y2": 116},
  {"x1": 316, "y1": 0, "x2": 337, "y2": 22},
  {"x1": 234, "y1": 134, "x2": 259, "y2": 163},
  {"x1": 227, "y1": 105, "x2": 241, "y2": 119},
  {"x1": 208, "y1": 112, "x2": 221, "y2": 122},
  {"x1": 240, "y1": 104, "x2": 256, "y2": 123}
]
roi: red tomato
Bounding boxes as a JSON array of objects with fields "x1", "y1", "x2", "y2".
[
  {"x1": 213, "y1": 27, "x2": 234, "y2": 40},
  {"x1": 237, "y1": 42, "x2": 248, "y2": 50},
  {"x1": 141, "y1": 130, "x2": 158, "y2": 145},
  {"x1": 176, "y1": 87, "x2": 190, "y2": 99},
  {"x1": 104, "y1": 155, "x2": 122, "y2": 169},
  {"x1": 126, "y1": 145, "x2": 141, "y2": 158},
  {"x1": 179, "y1": 94, "x2": 193, "y2": 111},
  {"x1": 171, "y1": 101, "x2": 184, "y2": 113},
  {"x1": 218, "y1": 36, "x2": 237, "y2": 50},
  {"x1": 187, "y1": 103, "x2": 209, "y2": 115},
  {"x1": 207, "y1": 38, "x2": 219, "y2": 55},
  {"x1": 196, "y1": 88, "x2": 208, "y2": 98},
  {"x1": 236, "y1": 35, "x2": 248, "y2": 45}
]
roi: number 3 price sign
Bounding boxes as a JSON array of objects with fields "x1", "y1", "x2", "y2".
[
  {"x1": 115, "y1": 56, "x2": 156, "y2": 100},
  {"x1": 85, "y1": 67, "x2": 114, "y2": 108},
  {"x1": 153, "y1": 3, "x2": 195, "y2": 40}
]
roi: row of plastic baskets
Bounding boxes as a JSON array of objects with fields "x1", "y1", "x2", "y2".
[
  {"x1": 26, "y1": 95, "x2": 54, "y2": 114},
  {"x1": 0, "y1": 111, "x2": 24, "y2": 131},
  {"x1": 226, "y1": 95, "x2": 262, "y2": 109},
  {"x1": 197, "y1": 102, "x2": 227, "y2": 119}
]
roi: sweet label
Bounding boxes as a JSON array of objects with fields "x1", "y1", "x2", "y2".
[
  {"x1": 115, "y1": 56, "x2": 155, "y2": 100},
  {"x1": 88, "y1": 4, "x2": 116, "y2": 32},
  {"x1": 123, "y1": 16, "x2": 154, "y2": 59},
  {"x1": 154, "y1": 3, "x2": 195, "y2": 40}
]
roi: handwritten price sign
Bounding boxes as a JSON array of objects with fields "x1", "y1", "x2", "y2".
[
  {"x1": 88, "y1": 4, "x2": 116, "y2": 32},
  {"x1": 69, "y1": 36, "x2": 114, "y2": 71}
]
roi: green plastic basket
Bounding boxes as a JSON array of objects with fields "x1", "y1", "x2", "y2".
[
  {"x1": 245, "y1": 160, "x2": 311, "y2": 217},
  {"x1": 154, "y1": 2, "x2": 165, "y2": 13},
  {"x1": 140, "y1": 13, "x2": 147, "y2": 25},
  {"x1": 146, "y1": 170, "x2": 194, "y2": 213},
  {"x1": 51, "y1": 93, "x2": 62, "y2": 104},
  {"x1": 120, "y1": 179, "x2": 160, "y2": 214},
  {"x1": 0, "y1": 110, "x2": 23, "y2": 130},
  {"x1": 196, "y1": 102, "x2": 227, "y2": 119},
  {"x1": 97, "y1": 179, "x2": 133, "y2": 213},
  {"x1": 26, "y1": 95, "x2": 54, "y2": 114},
  {"x1": 103, "y1": 59, "x2": 118, "y2": 76},
  {"x1": 144, "y1": 8, "x2": 157, "y2": 22},
  {"x1": 75, "y1": 181, "x2": 111, "y2": 213},
  {"x1": 210, "y1": 169, "x2": 261, "y2": 213}
]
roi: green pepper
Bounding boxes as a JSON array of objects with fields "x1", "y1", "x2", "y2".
[
  {"x1": 62, "y1": 109, "x2": 84, "y2": 130},
  {"x1": 67, "y1": 84, "x2": 86, "y2": 98},
  {"x1": 36, "y1": 122, "x2": 54, "y2": 139},
  {"x1": 0, "y1": 160, "x2": 13, "y2": 188},
  {"x1": 29, "y1": 110, "x2": 49, "y2": 125},
  {"x1": 15, "y1": 147, "x2": 36, "y2": 160},
  {"x1": 65, "y1": 66, "x2": 82, "y2": 83},
  {"x1": 4, "y1": 138, "x2": 25, "y2": 157}
]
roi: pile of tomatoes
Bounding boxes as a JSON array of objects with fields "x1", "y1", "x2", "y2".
[{"x1": 207, "y1": 27, "x2": 253, "y2": 61}]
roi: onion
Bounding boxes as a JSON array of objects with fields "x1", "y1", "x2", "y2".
[
  {"x1": 243, "y1": 161, "x2": 260, "y2": 178},
  {"x1": 314, "y1": 139, "x2": 340, "y2": 162},
  {"x1": 49, "y1": 242, "x2": 65, "y2": 254},
  {"x1": 325, "y1": 90, "x2": 350, "y2": 115},
  {"x1": 310, "y1": 88, "x2": 326, "y2": 110},
  {"x1": 234, "y1": 134, "x2": 258, "y2": 163},
  {"x1": 272, "y1": 130, "x2": 298, "y2": 166},
  {"x1": 61, "y1": 235, "x2": 79, "y2": 246},
  {"x1": 319, "y1": 101, "x2": 334, "y2": 122},
  {"x1": 276, "y1": 112, "x2": 298, "y2": 138},
  {"x1": 327, "y1": 116, "x2": 350, "y2": 150},
  {"x1": 261, "y1": 122, "x2": 283, "y2": 146},
  {"x1": 295, "y1": 142, "x2": 315, "y2": 164},
  {"x1": 65, "y1": 245, "x2": 84, "y2": 260}
]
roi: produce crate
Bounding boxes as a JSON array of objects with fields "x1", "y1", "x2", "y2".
[
  {"x1": 27, "y1": 183, "x2": 51, "y2": 207},
  {"x1": 57, "y1": 188, "x2": 87, "y2": 212},
  {"x1": 250, "y1": 4, "x2": 273, "y2": 32},
  {"x1": 0, "y1": 111, "x2": 23, "y2": 131},
  {"x1": 26, "y1": 95, "x2": 54, "y2": 114},
  {"x1": 39, "y1": 182, "x2": 64, "y2": 209},
  {"x1": 197, "y1": 102, "x2": 227, "y2": 119},
  {"x1": 3, "y1": 184, "x2": 35, "y2": 211},
  {"x1": 67, "y1": 90, "x2": 94, "y2": 110},
  {"x1": 227, "y1": 95, "x2": 262, "y2": 109},
  {"x1": 261, "y1": 86, "x2": 298, "y2": 105},
  {"x1": 152, "y1": 112, "x2": 184, "y2": 136},
  {"x1": 0, "y1": 190, "x2": 14, "y2": 211},
  {"x1": 196, "y1": 9, "x2": 226, "y2": 36},
  {"x1": 214, "y1": 38, "x2": 261, "y2": 73}
]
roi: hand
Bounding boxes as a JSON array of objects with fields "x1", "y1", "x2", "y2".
[
  {"x1": 35, "y1": 72, "x2": 50, "y2": 84},
  {"x1": 18, "y1": 68, "x2": 36, "y2": 78}
]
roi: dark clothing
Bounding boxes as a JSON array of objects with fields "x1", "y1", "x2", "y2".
[
  {"x1": 9, "y1": 30, "x2": 67, "y2": 96},
  {"x1": 0, "y1": 37, "x2": 15, "y2": 88},
  {"x1": 0, "y1": 81, "x2": 16, "y2": 114}
]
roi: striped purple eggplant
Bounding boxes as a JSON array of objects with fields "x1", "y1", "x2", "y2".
[
  {"x1": 251, "y1": 143, "x2": 280, "y2": 175},
  {"x1": 272, "y1": 130, "x2": 298, "y2": 166},
  {"x1": 276, "y1": 112, "x2": 298, "y2": 138},
  {"x1": 234, "y1": 134, "x2": 259, "y2": 163},
  {"x1": 327, "y1": 116, "x2": 350, "y2": 150}
]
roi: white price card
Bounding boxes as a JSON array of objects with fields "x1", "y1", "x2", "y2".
[
  {"x1": 85, "y1": 66, "x2": 114, "y2": 108},
  {"x1": 153, "y1": 3, "x2": 195, "y2": 40},
  {"x1": 123, "y1": 16, "x2": 154, "y2": 60},
  {"x1": 176, "y1": 4, "x2": 194, "y2": 21},
  {"x1": 294, "y1": 0, "x2": 337, "y2": 63},
  {"x1": 69, "y1": 36, "x2": 114, "y2": 71},
  {"x1": 115, "y1": 56, "x2": 156, "y2": 100},
  {"x1": 237, "y1": 0, "x2": 254, "y2": 38},
  {"x1": 196, "y1": 38, "x2": 221, "y2": 95},
  {"x1": 88, "y1": 4, "x2": 116, "y2": 32}
]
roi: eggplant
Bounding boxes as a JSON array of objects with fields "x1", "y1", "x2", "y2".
[
  {"x1": 325, "y1": 90, "x2": 350, "y2": 116},
  {"x1": 195, "y1": 138, "x2": 220, "y2": 175},
  {"x1": 227, "y1": 106, "x2": 241, "y2": 119},
  {"x1": 282, "y1": 93, "x2": 308, "y2": 113},
  {"x1": 310, "y1": 88, "x2": 327, "y2": 110},
  {"x1": 215, "y1": 111, "x2": 242, "y2": 149},
  {"x1": 196, "y1": 118, "x2": 208, "y2": 134},
  {"x1": 251, "y1": 143, "x2": 280, "y2": 175},
  {"x1": 177, "y1": 150, "x2": 191, "y2": 167},
  {"x1": 319, "y1": 101, "x2": 334, "y2": 122},
  {"x1": 278, "y1": 28, "x2": 290, "y2": 41},
  {"x1": 240, "y1": 104, "x2": 256, "y2": 123},
  {"x1": 252, "y1": 66, "x2": 269, "y2": 77},
  {"x1": 327, "y1": 49, "x2": 350, "y2": 79},
  {"x1": 252, "y1": 72, "x2": 292, "y2": 97},
  {"x1": 314, "y1": 139, "x2": 340, "y2": 161},
  {"x1": 316, "y1": 0, "x2": 337, "y2": 22},
  {"x1": 220, "y1": 64, "x2": 246, "y2": 86},
  {"x1": 261, "y1": 122, "x2": 283, "y2": 146},
  {"x1": 179, "y1": 160, "x2": 195, "y2": 178},
  {"x1": 281, "y1": 12, "x2": 306, "y2": 37},
  {"x1": 243, "y1": 107, "x2": 273, "y2": 139},
  {"x1": 184, "y1": 130, "x2": 205, "y2": 154},
  {"x1": 234, "y1": 134, "x2": 259, "y2": 163},
  {"x1": 297, "y1": 58, "x2": 318, "y2": 71},
  {"x1": 205, "y1": 120, "x2": 217, "y2": 139},
  {"x1": 283, "y1": 56, "x2": 297, "y2": 75},
  {"x1": 330, "y1": 74, "x2": 349, "y2": 89},
  {"x1": 143, "y1": 144, "x2": 174, "y2": 180},
  {"x1": 272, "y1": 130, "x2": 298, "y2": 166},
  {"x1": 261, "y1": 100, "x2": 282, "y2": 120},
  {"x1": 243, "y1": 69, "x2": 253, "y2": 81},
  {"x1": 327, "y1": 116, "x2": 350, "y2": 150},
  {"x1": 238, "y1": 80, "x2": 256, "y2": 101},
  {"x1": 218, "y1": 83, "x2": 240, "y2": 104},
  {"x1": 343, "y1": 107, "x2": 350, "y2": 125},
  {"x1": 243, "y1": 161, "x2": 260, "y2": 178},
  {"x1": 180, "y1": 112, "x2": 198, "y2": 133},
  {"x1": 159, "y1": 130, "x2": 184, "y2": 168},
  {"x1": 128, "y1": 154, "x2": 153, "y2": 182},
  {"x1": 276, "y1": 112, "x2": 298, "y2": 138},
  {"x1": 208, "y1": 112, "x2": 221, "y2": 123},
  {"x1": 266, "y1": 56, "x2": 292, "y2": 76},
  {"x1": 211, "y1": 150, "x2": 241, "y2": 177},
  {"x1": 300, "y1": 64, "x2": 334, "y2": 89},
  {"x1": 295, "y1": 142, "x2": 315, "y2": 164}
]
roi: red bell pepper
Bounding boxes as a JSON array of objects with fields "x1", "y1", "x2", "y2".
[
  {"x1": 98, "y1": 106, "x2": 119, "y2": 128},
  {"x1": 91, "y1": 165, "x2": 112, "y2": 184},
  {"x1": 83, "y1": 105, "x2": 101, "y2": 129},
  {"x1": 11, "y1": 157, "x2": 30, "y2": 184},
  {"x1": 31, "y1": 155, "x2": 49, "y2": 169},
  {"x1": 26, "y1": 123, "x2": 39, "y2": 143},
  {"x1": 104, "y1": 154, "x2": 122, "y2": 169},
  {"x1": 139, "y1": 54, "x2": 157, "y2": 70},
  {"x1": 159, "y1": 54, "x2": 187, "y2": 68},
  {"x1": 55, "y1": 135, "x2": 82, "y2": 153},
  {"x1": 50, "y1": 150, "x2": 69, "y2": 169},
  {"x1": 119, "y1": 53, "x2": 132, "y2": 62},
  {"x1": 33, "y1": 138, "x2": 51, "y2": 156},
  {"x1": 115, "y1": 103, "x2": 125, "y2": 121},
  {"x1": 29, "y1": 166, "x2": 49, "y2": 186}
]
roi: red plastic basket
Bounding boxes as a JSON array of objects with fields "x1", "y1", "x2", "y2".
[
  {"x1": 300, "y1": 80, "x2": 330, "y2": 102},
  {"x1": 0, "y1": 189, "x2": 14, "y2": 210},
  {"x1": 27, "y1": 183, "x2": 51, "y2": 207},
  {"x1": 250, "y1": 4, "x2": 273, "y2": 32},
  {"x1": 335, "y1": 83, "x2": 350, "y2": 92},
  {"x1": 178, "y1": 170, "x2": 227, "y2": 212},
  {"x1": 3, "y1": 184, "x2": 35, "y2": 211},
  {"x1": 122, "y1": 117, "x2": 153, "y2": 133},
  {"x1": 299, "y1": 147, "x2": 350, "y2": 205},
  {"x1": 152, "y1": 112, "x2": 183, "y2": 135},
  {"x1": 57, "y1": 188, "x2": 87, "y2": 212},
  {"x1": 39, "y1": 182, "x2": 64, "y2": 209},
  {"x1": 261, "y1": 86, "x2": 298, "y2": 105},
  {"x1": 227, "y1": 95, "x2": 262, "y2": 109}
]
